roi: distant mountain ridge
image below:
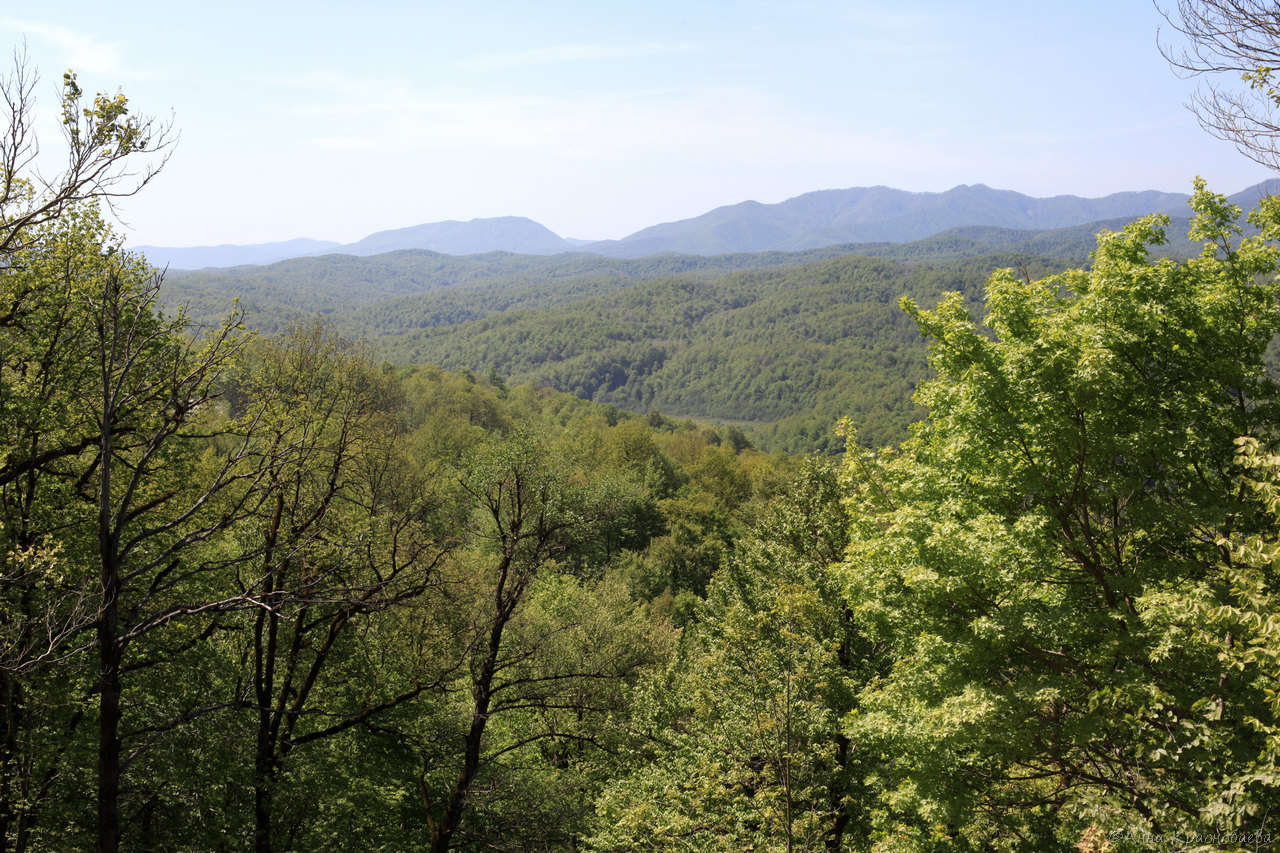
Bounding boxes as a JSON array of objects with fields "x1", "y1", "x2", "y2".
[
  {"x1": 339, "y1": 216, "x2": 570, "y2": 257},
  {"x1": 584, "y1": 185, "x2": 1200, "y2": 256},
  {"x1": 143, "y1": 238, "x2": 343, "y2": 270},
  {"x1": 135, "y1": 181, "x2": 1278, "y2": 269}
]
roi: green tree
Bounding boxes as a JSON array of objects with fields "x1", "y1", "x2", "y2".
[
  {"x1": 1184, "y1": 436, "x2": 1280, "y2": 834},
  {"x1": 0, "y1": 55, "x2": 173, "y2": 850},
  {"x1": 840, "y1": 182, "x2": 1280, "y2": 848},
  {"x1": 0, "y1": 205, "x2": 261, "y2": 852},
  {"x1": 417, "y1": 425, "x2": 671, "y2": 851},
  {"x1": 220, "y1": 322, "x2": 455, "y2": 853},
  {"x1": 592, "y1": 462, "x2": 872, "y2": 852},
  {"x1": 85, "y1": 232, "x2": 257, "y2": 853}
]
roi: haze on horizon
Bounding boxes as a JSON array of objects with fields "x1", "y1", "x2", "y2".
[{"x1": 2, "y1": 1, "x2": 1273, "y2": 249}]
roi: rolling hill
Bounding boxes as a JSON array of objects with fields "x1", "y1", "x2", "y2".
[{"x1": 159, "y1": 210, "x2": 1215, "y2": 451}]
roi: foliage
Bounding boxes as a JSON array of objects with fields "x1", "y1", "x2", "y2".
[
  {"x1": 839, "y1": 181, "x2": 1280, "y2": 848},
  {"x1": 1183, "y1": 436, "x2": 1280, "y2": 839},
  {"x1": 374, "y1": 255, "x2": 1023, "y2": 452},
  {"x1": 161, "y1": 226, "x2": 1195, "y2": 453},
  {"x1": 0, "y1": 200, "x2": 255, "y2": 852},
  {"x1": 11, "y1": 38, "x2": 1280, "y2": 853},
  {"x1": 592, "y1": 461, "x2": 875, "y2": 852}
]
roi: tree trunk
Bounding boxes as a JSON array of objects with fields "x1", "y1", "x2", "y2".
[
  {"x1": 95, "y1": 576, "x2": 121, "y2": 853},
  {"x1": 96, "y1": 399, "x2": 121, "y2": 853},
  {"x1": 430, "y1": 558, "x2": 515, "y2": 853},
  {"x1": 253, "y1": 495, "x2": 284, "y2": 853}
]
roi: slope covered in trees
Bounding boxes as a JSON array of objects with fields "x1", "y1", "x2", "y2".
[
  {"x1": 159, "y1": 215, "x2": 1198, "y2": 329},
  {"x1": 161, "y1": 217, "x2": 1207, "y2": 453},
  {"x1": 367, "y1": 254, "x2": 1066, "y2": 451},
  {"x1": 159, "y1": 243, "x2": 880, "y2": 329}
]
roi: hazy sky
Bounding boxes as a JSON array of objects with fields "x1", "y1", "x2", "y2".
[{"x1": 2, "y1": 1, "x2": 1274, "y2": 247}]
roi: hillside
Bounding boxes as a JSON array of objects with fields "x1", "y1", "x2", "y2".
[
  {"x1": 161, "y1": 214, "x2": 1199, "y2": 332},
  {"x1": 367, "y1": 253, "x2": 1076, "y2": 451},
  {"x1": 159, "y1": 213, "x2": 1210, "y2": 452},
  {"x1": 161, "y1": 243, "x2": 883, "y2": 332}
]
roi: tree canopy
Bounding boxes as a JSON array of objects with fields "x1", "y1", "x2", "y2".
[{"x1": 838, "y1": 181, "x2": 1280, "y2": 848}]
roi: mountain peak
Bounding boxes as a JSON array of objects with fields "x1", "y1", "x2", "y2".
[{"x1": 341, "y1": 216, "x2": 570, "y2": 257}]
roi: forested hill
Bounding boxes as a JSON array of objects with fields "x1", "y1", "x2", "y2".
[
  {"x1": 161, "y1": 242, "x2": 882, "y2": 325},
  {"x1": 365, "y1": 253, "x2": 1074, "y2": 451},
  {"x1": 160, "y1": 214, "x2": 1198, "y2": 326},
  {"x1": 160, "y1": 215, "x2": 1204, "y2": 453}
]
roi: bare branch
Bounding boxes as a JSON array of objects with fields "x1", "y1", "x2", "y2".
[
  {"x1": 1158, "y1": 0, "x2": 1280, "y2": 169},
  {"x1": 0, "y1": 49, "x2": 175, "y2": 260}
]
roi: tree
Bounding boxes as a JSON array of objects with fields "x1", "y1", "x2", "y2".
[
  {"x1": 840, "y1": 182, "x2": 1280, "y2": 848},
  {"x1": 0, "y1": 50, "x2": 172, "y2": 261},
  {"x1": 0, "y1": 204, "x2": 261, "y2": 852},
  {"x1": 83, "y1": 229, "x2": 262, "y2": 853},
  {"x1": 1, "y1": 208, "x2": 104, "y2": 850},
  {"x1": 1186, "y1": 437, "x2": 1280, "y2": 835},
  {"x1": 225, "y1": 322, "x2": 454, "y2": 853},
  {"x1": 592, "y1": 461, "x2": 873, "y2": 853},
  {"x1": 1159, "y1": 0, "x2": 1280, "y2": 170},
  {"x1": 416, "y1": 425, "x2": 670, "y2": 851}
]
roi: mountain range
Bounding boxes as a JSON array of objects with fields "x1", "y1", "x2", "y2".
[{"x1": 135, "y1": 181, "x2": 1279, "y2": 270}]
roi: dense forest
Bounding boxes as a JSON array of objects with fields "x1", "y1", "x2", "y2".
[
  {"x1": 8, "y1": 42, "x2": 1280, "y2": 853},
  {"x1": 165, "y1": 236, "x2": 1181, "y2": 454}
]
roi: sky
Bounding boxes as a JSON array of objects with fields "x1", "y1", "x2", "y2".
[{"x1": 1, "y1": 1, "x2": 1275, "y2": 248}]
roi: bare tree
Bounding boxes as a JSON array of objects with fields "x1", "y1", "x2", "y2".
[{"x1": 1158, "y1": 0, "x2": 1280, "y2": 169}]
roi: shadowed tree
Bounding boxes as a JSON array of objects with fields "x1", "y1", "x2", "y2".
[{"x1": 419, "y1": 425, "x2": 671, "y2": 852}]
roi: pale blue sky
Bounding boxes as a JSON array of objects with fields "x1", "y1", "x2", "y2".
[{"x1": 2, "y1": 1, "x2": 1273, "y2": 247}]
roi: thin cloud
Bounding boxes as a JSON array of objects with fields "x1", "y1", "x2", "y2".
[
  {"x1": 0, "y1": 18, "x2": 132, "y2": 78},
  {"x1": 292, "y1": 82, "x2": 928, "y2": 173},
  {"x1": 457, "y1": 41, "x2": 701, "y2": 72}
]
